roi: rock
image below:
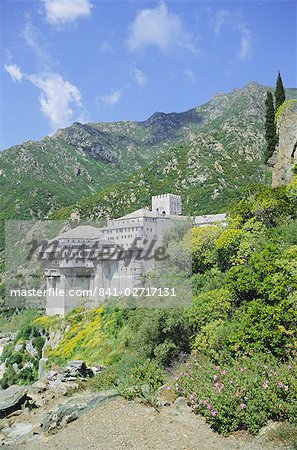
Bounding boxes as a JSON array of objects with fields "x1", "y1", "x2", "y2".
[
  {"x1": 38, "y1": 358, "x2": 48, "y2": 380},
  {"x1": 173, "y1": 396, "x2": 191, "y2": 412},
  {"x1": 0, "y1": 362, "x2": 6, "y2": 381},
  {"x1": 66, "y1": 360, "x2": 93, "y2": 378},
  {"x1": 271, "y1": 101, "x2": 297, "y2": 186},
  {"x1": 12, "y1": 363, "x2": 19, "y2": 373},
  {"x1": 1, "y1": 422, "x2": 39, "y2": 444},
  {"x1": 32, "y1": 379, "x2": 48, "y2": 393},
  {"x1": 14, "y1": 343, "x2": 23, "y2": 352},
  {"x1": 156, "y1": 385, "x2": 177, "y2": 406},
  {"x1": 41, "y1": 391, "x2": 119, "y2": 433},
  {"x1": 0, "y1": 385, "x2": 28, "y2": 418},
  {"x1": 90, "y1": 364, "x2": 104, "y2": 375}
]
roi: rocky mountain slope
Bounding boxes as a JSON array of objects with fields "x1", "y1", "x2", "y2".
[
  {"x1": 52, "y1": 83, "x2": 297, "y2": 219},
  {"x1": 1, "y1": 83, "x2": 296, "y2": 220}
]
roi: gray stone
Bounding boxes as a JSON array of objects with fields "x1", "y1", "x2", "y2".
[
  {"x1": 0, "y1": 385, "x2": 28, "y2": 418},
  {"x1": 38, "y1": 357, "x2": 48, "y2": 380},
  {"x1": 41, "y1": 391, "x2": 119, "y2": 433},
  {"x1": 271, "y1": 101, "x2": 297, "y2": 186},
  {"x1": 173, "y1": 396, "x2": 191, "y2": 412}
]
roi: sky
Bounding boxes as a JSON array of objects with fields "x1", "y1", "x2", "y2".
[{"x1": 0, "y1": 0, "x2": 296, "y2": 150}]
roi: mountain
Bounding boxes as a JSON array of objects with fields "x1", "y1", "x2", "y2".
[
  {"x1": 1, "y1": 82, "x2": 297, "y2": 220},
  {"x1": 51, "y1": 83, "x2": 297, "y2": 220}
]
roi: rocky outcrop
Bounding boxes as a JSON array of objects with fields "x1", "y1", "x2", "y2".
[
  {"x1": 41, "y1": 391, "x2": 118, "y2": 433},
  {"x1": 0, "y1": 385, "x2": 29, "y2": 418},
  {"x1": 270, "y1": 100, "x2": 297, "y2": 186}
]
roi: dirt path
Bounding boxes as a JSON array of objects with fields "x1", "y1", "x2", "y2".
[{"x1": 13, "y1": 397, "x2": 287, "y2": 450}]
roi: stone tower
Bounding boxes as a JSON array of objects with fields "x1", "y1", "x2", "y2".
[{"x1": 152, "y1": 194, "x2": 182, "y2": 215}]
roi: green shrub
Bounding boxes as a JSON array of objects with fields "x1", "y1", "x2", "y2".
[
  {"x1": 172, "y1": 354, "x2": 296, "y2": 435},
  {"x1": 119, "y1": 359, "x2": 164, "y2": 402},
  {"x1": 128, "y1": 308, "x2": 191, "y2": 366}
]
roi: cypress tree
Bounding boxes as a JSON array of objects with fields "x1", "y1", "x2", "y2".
[
  {"x1": 275, "y1": 71, "x2": 286, "y2": 111},
  {"x1": 264, "y1": 91, "x2": 278, "y2": 162}
]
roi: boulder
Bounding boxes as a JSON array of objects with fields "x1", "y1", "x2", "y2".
[
  {"x1": 156, "y1": 384, "x2": 177, "y2": 406},
  {"x1": 66, "y1": 360, "x2": 94, "y2": 378},
  {"x1": 42, "y1": 391, "x2": 118, "y2": 433},
  {"x1": 0, "y1": 385, "x2": 28, "y2": 418},
  {"x1": 45, "y1": 360, "x2": 94, "y2": 385}
]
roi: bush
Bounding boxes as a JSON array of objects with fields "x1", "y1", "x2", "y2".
[
  {"x1": 128, "y1": 308, "x2": 191, "y2": 366},
  {"x1": 172, "y1": 354, "x2": 296, "y2": 435},
  {"x1": 119, "y1": 359, "x2": 164, "y2": 402}
]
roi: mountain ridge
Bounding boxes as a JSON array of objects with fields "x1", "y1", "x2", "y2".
[{"x1": 1, "y1": 82, "x2": 296, "y2": 220}]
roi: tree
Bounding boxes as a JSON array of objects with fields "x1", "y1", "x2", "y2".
[
  {"x1": 264, "y1": 91, "x2": 278, "y2": 162},
  {"x1": 275, "y1": 71, "x2": 286, "y2": 111}
]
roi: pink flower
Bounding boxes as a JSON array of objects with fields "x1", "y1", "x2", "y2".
[
  {"x1": 175, "y1": 383, "x2": 179, "y2": 390},
  {"x1": 199, "y1": 399, "x2": 203, "y2": 404},
  {"x1": 166, "y1": 386, "x2": 171, "y2": 390},
  {"x1": 278, "y1": 382, "x2": 284, "y2": 388},
  {"x1": 214, "y1": 381, "x2": 219, "y2": 388},
  {"x1": 263, "y1": 380, "x2": 269, "y2": 389},
  {"x1": 207, "y1": 404, "x2": 212, "y2": 411},
  {"x1": 221, "y1": 370, "x2": 227, "y2": 376},
  {"x1": 189, "y1": 393, "x2": 196, "y2": 401},
  {"x1": 211, "y1": 410, "x2": 217, "y2": 417},
  {"x1": 213, "y1": 375, "x2": 218, "y2": 381},
  {"x1": 215, "y1": 366, "x2": 220, "y2": 371},
  {"x1": 284, "y1": 385, "x2": 289, "y2": 391},
  {"x1": 240, "y1": 403, "x2": 246, "y2": 409}
]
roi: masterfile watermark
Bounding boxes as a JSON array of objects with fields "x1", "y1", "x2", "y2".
[
  {"x1": 26, "y1": 236, "x2": 169, "y2": 267},
  {"x1": 4, "y1": 219, "x2": 193, "y2": 309}
]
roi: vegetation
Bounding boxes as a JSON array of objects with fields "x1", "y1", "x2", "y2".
[
  {"x1": 264, "y1": 71, "x2": 289, "y2": 163},
  {"x1": 1, "y1": 173, "x2": 296, "y2": 435},
  {"x1": 264, "y1": 92, "x2": 278, "y2": 162},
  {"x1": 0, "y1": 76, "x2": 296, "y2": 439},
  {"x1": 275, "y1": 71, "x2": 286, "y2": 111}
]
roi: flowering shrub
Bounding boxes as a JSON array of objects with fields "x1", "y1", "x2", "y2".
[{"x1": 170, "y1": 354, "x2": 296, "y2": 435}]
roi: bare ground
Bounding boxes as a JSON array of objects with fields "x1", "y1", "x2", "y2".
[{"x1": 13, "y1": 396, "x2": 292, "y2": 450}]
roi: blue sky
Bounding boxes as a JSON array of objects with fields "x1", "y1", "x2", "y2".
[{"x1": 0, "y1": 0, "x2": 296, "y2": 150}]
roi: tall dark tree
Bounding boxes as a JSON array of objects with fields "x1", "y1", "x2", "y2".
[
  {"x1": 264, "y1": 91, "x2": 278, "y2": 162},
  {"x1": 275, "y1": 71, "x2": 286, "y2": 111}
]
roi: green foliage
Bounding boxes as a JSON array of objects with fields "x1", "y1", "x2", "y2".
[
  {"x1": 117, "y1": 360, "x2": 164, "y2": 403},
  {"x1": 275, "y1": 99, "x2": 297, "y2": 122},
  {"x1": 192, "y1": 226, "x2": 222, "y2": 273},
  {"x1": 173, "y1": 354, "x2": 296, "y2": 435},
  {"x1": 275, "y1": 72, "x2": 286, "y2": 111},
  {"x1": 0, "y1": 309, "x2": 41, "y2": 334},
  {"x1": 264, "y1": 91, "x2": 278, "y2": 162},
  {"x1": 128, "y1": 308, "x2": 191, "y2": 367},
  {"x1": 230, "y1": 184, "x2": 295, "y2": 227}
]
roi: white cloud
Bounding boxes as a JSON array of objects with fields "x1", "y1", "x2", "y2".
[
  {"x1": 212, "y1": 9, "x2": 253, "y2": 61},
  {"x1": 238, "y1": 24, "x2": 252, "y2": 61},
  {"x1": 28, "y1": 73, "x2": 82, "y2": 130},
  {"x1": 126, "y1": 1, "x2": 197, "y2": 54},
  {"x1": 4, "y1": 64, "x2": 24, "y2": 82},
  {"x1": 132, "y1": 68, "x2": 148, "y2": 87},
  {"x1": 100, "y1": 88, "x2": 123, "y2": 106},
  {"x1": 99, "y1": 40, "x2": 115, "y2": 54},
  {"x1": 184, "y1": 68, "x2": 196, "y2": 81},
  {"x1": 21, "y1": 14, "x2": 53, "y2": 69},
  {"x1": 43, "y1": 0, "x2": 92, "y2": 25}
]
